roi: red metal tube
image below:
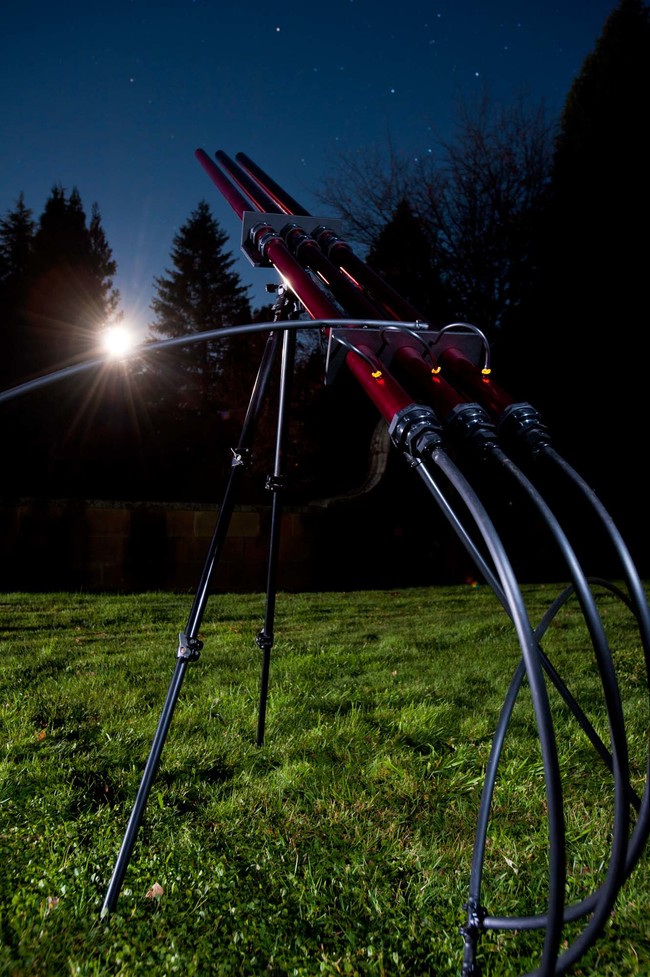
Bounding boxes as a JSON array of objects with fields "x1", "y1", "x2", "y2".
[
  {"x1": 314, "y1": 226, "x2": 428, "y2": 324},
  {"x1": 439, "y1": 347, "x2": 514, "y2": 417},
  {"x1": 196, "y1": 149, "x2": 422, "y2": 427},
  {"x1": 235, "y1": 151, "x2": 310, "y2": 215},
  {"x1": 284, "y1": 225, "x2": 386, "y2": 319},
  {"x1": 236, "y1": 152, "x2": 428, "y2": 325},
  {"x1": 196, "y1": 148, "x2": 342, "y2": 320},
  {"x1": 392, "y1": 344, "x2": 468, "y2": 417},
  {"x1": 215, "y1": 152, "x2": 383, "y2": 318},
  {"x1": 344, "y1": 344, "x2": 413, "y2": 421},
  {"x1": 261, "y1": 236, "x2": 343, "y2": 320},
  {"x1": 195, "y1": 148, "x2": 251, "y2": 220},
  {"x1": 215, "y1": 150, "x2": 282, "y2": 214}
]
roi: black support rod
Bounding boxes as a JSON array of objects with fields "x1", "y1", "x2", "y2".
[
  {"x1": 101, "y1": 328, "x2": 284, "y2": 915},
  {"x1": 153, "y1": 146, "x2": 650, "y2": 977},
  {"x1": 256, "y1": 323, "x2": 296, "y2": 747}
]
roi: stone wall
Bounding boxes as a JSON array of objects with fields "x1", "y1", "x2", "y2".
[{"x1": 0, "y1": 500, "x2": 320, "y2": 592}]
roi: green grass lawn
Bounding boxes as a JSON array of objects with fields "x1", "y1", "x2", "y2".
[{"x1": 1, "y1": 584, "x2": 649, "y2": 976}]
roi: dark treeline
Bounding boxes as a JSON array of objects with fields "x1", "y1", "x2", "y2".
[
  {"x1": 1, "y1": 0, "x2": 648, "y2": 581},
  {"x1": 312, "y1": 0, "x2": 650, "y2": 573},
  {"x1": 0, "y1": 188, "x2": 342, "y2": 509}
]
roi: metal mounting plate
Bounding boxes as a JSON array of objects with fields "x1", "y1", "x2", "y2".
[{"x1": 324, "y1": 324, "x2": 486, "y2": 385}]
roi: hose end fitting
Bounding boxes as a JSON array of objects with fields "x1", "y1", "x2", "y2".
[
  {"x1": 389, "y1": 404, "x2": 444, "y2": 463},
  {"x1": 445, "y1": 403, "x2": 498, "y2": 457},
  {"x1": 499, "y1": 402, "x2": 552, "y2": 455}
]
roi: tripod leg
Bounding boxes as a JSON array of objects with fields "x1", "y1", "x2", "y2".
[
  {"x1": 101, "y1": 637, "x2": 199, "y2": 916},
  {"x1": 101, "y1": 329, "x2": 283, "y2": 916},
  {"x1": 256, "y1": 327, "x2": 297, "y2": 747}
]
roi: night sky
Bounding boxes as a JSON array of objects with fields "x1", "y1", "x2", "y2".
[{"x1": 2, "y1": 0, "x2": 616, "y2": 333}]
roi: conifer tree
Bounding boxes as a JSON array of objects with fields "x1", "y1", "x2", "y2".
[
  {"x1": 541, "y1": 3, "x2": 647, "y2": 387},
  {"x1": 138, "y1": 201, "x2": 252, "y2": 501},
  {"x1": 0, "y1": 193, "x2": 34, "y2": 281},
  {"x1": 148, "y1": 200, "x2": 251, "y2": 410},
  {"x1": 0, "y1": 193, "x2": 35, "y2": 386},
  {"x1": 366, "y1": 198, "x2": 455, "y2": 327},
  {"x1": 500, "y1": 0, "x2": 650, "y2": 523},
  {"x1": 0, "y1": 186, "x2": 121, "y2": 498},
  {"x1": 88, "y1": 202, "x2": 120, "y2": 326},
  {"x1": 551, "y1": 0, "x2": 650, "y2": 314},
  {"x1": 25, "y1": 185, "x2": 120, "y2": 372}
]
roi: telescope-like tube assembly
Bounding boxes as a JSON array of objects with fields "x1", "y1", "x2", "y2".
[
  {"x1": 99, "y1": 145, "x2": 650, "y2": 977},
  {"x1": 193, "y1": 148, "x2": 650, "y2": 977}
]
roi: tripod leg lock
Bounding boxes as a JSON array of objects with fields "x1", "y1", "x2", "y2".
[
  {"x1": 177, "y1": 632, "x2": 203, "y2": 662},
  {"x1": 231, "y1": 446, "x2": 253, "y2": 469},
  {"x1": 265, "y1": 474, "x2": 286, "y2": 492},
  {"x1": 256, "y1": 628, "x2": 274, "y2": 652}
]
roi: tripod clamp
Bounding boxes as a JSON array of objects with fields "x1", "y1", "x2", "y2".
[
  {"x1": 256, "y1": 629, "x2": 273, "y2": 652},
  {"x1": 231, "y1": 446, "x2": 252, "y2": 469},
  {"x1": 177, "y1": 632, "x2": 203, "y2": 662},
  {"x1": 265, "y1": 473, "x2": 286, "y2": 492}
]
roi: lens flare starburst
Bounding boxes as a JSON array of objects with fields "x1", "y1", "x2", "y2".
[{"x1": 102, "y1": 324, "x2": 135, "y2": 358}]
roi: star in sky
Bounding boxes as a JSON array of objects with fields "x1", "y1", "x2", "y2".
[{"x1": 0, "y1": 0, "x2": 618, "y2": 330}]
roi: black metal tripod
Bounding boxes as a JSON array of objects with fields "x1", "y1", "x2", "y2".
[{"x1": 102, "y1": 285, "x2": 299, "y2": 916}]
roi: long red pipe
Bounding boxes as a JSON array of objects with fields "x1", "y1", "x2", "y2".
[
  {"x1": 204, "y1": 151, "x2": 486, "y2": 423},
  {"x1": 235, "y1": 152, "x2": 428, "y2": 325},
  {"x1": 195, "y1": 148, "x2": 339, "y2": 320},
  {"x1": 235, "y1": 151, "x2": 310, "y2": 215},
  {"x1": 392, "y1": 344, "x2": 468, "y2": 418},
  {"x1": 316, "y1": 226, "x2": 429, "y2": 324},
  {"x1": 213, "y1": 151, "x2": 385, "y2": 320},
  {"x1": 344, "y1": 345, "x2": 412, "y2": 420},
  {"x1": 215, "y1": 150, "x2": 282, "y2": 215},
  {"x1": 438, "y1": 347, "x2": 514, "y2": 417},
  {"x1": 195, "y1": 147, "x2": 415, "y2": 422}
]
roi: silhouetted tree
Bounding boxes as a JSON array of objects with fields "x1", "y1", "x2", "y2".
[
  {"x1": 504, "y1": 2, "x2": 650, "y2": 445},
  {"x1": 431, "y1": 95, "x2": 554, "y2": 335},
  {"x1": 366, "y1": 197, "x2": 455, "y2": 326},
  {"x1": 24, "y1": 185, "x2": 119, "y2": 373},
  {"x1": 496, "y1": 0, "x2": 650, "y2": 571},
  {"x1": 0, "y1": 193, "x2": 35, "y2": 386},
  {"x1": 88, "y1": 202, "x2": 120, "y2": 325},
  {"x1": 567, "y1": 1, "x2": 647, "y2": 314},
  {"x1": 315, "y1": 138, "x2": 416, "y2": 249},
  {"x1": 314, "y1": 95, "x2": 554, "y2": 338},
  {"x1": 547, "y1": 0, "x2": 650, "y2": 333},
  {"x1": 138, "y1": 201, "x2": 252, "y2": 501},
  {"x1": 148, "y1": 200, "x2": 251, "y2": 410},
  {"x1": 0, "y1": 193, "x2": 34, "y2": 282},
  {"x1": 0, "y1": 186, "x2": 121, "y2": 499}
]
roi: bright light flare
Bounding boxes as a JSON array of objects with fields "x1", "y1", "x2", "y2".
[{"x1": 102, "y1": 324, "x2": 135, "y2": 359}]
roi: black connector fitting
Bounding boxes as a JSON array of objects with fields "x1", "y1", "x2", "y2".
[
  {"x1": 249, "y1": 221, "x2": 280, "y2": 259},
  {"x1": 445, "y1": 403, "x2": 498, "y2": 457},
  {"x1": 498, "y1": 402, "x2": 552, "y2": 456},
  {"x1": 389, "y1": 404, "x2": 444, "y2": 463}
]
